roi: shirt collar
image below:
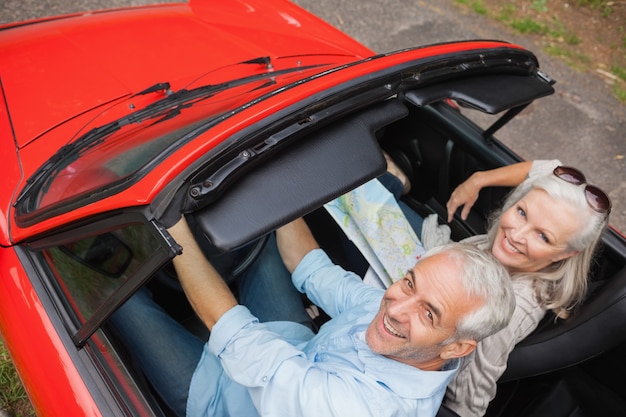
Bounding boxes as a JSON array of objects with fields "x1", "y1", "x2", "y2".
[{"x1": 351, "y1": 328, "x2": 460, "y2": 399}]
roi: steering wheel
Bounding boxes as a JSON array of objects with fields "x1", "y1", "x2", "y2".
[{"x1": 229, "y1": 234, "x2": 269, "y2": 279}]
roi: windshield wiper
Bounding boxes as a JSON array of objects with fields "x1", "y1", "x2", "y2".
[
  {"x1": 22, "y1": 123, "x2": 122, "y2": 196},
  {"x1": 133, "y1": 82, "x2": 172, "y2": 97},
  {"x1": 118, "y1": 64, "x2": 324, "y2": 127},
  {"x1": 241, "y1": 56, "x2": 272, "y2": 68},
  {"x1": 17, "y1": 63, "x2": 326, "y2": 207}
]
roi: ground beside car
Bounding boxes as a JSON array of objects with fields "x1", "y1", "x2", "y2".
[
  {"x1": 461, "y1": 0, "x2": 626, "y2": 102},
  {"x1": 0, "y1": 340, "x2": 33, "y2": 416}
]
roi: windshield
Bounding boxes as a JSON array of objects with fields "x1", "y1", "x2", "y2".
[{"x1": 16, "y1": 64, "x2": 327, "y2": 223}]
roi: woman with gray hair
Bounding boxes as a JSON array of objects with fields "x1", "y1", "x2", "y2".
[{"x1": 406, "y1": 160, "x2": 611, "y2": 416}]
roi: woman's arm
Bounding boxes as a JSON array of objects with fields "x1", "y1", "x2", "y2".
[{"x1": 446, "y1": 161, "x2": 533, "y2": 222}]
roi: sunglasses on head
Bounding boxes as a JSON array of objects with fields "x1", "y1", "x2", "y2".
[{"x1": 553, "y1": 166, "x2": 612, "y2": 215}]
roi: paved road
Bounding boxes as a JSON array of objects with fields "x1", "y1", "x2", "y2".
[{"x1": 2, "y1": 0, "x2": 625, "y2": 232}]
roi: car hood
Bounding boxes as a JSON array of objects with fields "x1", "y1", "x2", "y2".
[
  {"x1": 1, "y1": 4, "x2": 557, "y2": 245},
  {"x1": 0, "y1": 1, "x2": 371, "y2": 151}
]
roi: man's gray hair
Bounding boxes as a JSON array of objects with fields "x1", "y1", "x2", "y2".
[{"x1": 422, "y1": 242, "x2": 515, "y2": 342}]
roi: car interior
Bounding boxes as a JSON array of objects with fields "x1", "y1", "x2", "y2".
[{"x1": 90, "y1": 81, "x2": 626, "y2": 416}]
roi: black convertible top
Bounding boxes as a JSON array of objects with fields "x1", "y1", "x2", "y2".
[{"x1": 191, "y1": 99, "x2": 408, "y2": 251}]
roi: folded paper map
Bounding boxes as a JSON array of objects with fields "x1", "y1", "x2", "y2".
[{"x1": 324, "y1": 179, "x2": 425, "y2": 288}]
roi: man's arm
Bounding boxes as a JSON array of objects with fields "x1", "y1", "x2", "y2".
[
  {"x1": 275, "y1": 218, "x2": 381, "y2": 319},
  {"x1": 275, "y1": 218, "x2": 320, "y2": 273},
  {"x1": 167, "y1": 217, "x2": 237, "y2": 330}
]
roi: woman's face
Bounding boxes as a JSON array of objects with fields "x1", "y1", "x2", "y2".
[{"x1": 491, "y1": 188, "x2": 581, "y2": 273}]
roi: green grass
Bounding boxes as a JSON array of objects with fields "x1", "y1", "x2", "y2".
[
  {"x1": 497, "y1": 5, "x2": 516, "y2": 22},
  {"x1": 531, "y1": 0, "x2": 548, "y2": 13},
  {"x1": 0, "y1": 339, "x2": 34, "y2": 417},
  {"x1": 509, "y1": 17, "x2": 580, "y2": 45},
  {"x1": 457, "y1": 0, "x2": 625, "y2": 104},
  {"x1": 613, "y1": 65, "x2": 626, "y2": 103},
  {"x1": 454, "y1": 0, "x2": 487, "y2": 15},
  {"x1": 575, "y1": 0, "x2": 609, "y2": 7},
  {"x1": 471, "y1": 1, "x2": 487, "y2": 15},
  {"x1": 510, "y1": 18, "x2": 549, "y2": 35},
  {"x1": 615, "y1": 85, "x2": 626, "y2": 102},
  {"x1": 575, "y1": 0, "x2": 613, "y2": 16},
  {"x1": 545, "y1": 44, "x2": 591, "y2": 70},
  {"x1": 613, "y1": 65, "x2": 626, "y2": 82}
]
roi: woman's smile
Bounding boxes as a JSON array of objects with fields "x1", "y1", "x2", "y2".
[
  {"x1": 491, "y1": 189, "x2": 581, "y2": 272},
  {"x1": 501, "y1": 234, "x2": 521, "y2": 255}
]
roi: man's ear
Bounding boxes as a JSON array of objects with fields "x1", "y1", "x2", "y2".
[{"x1": 440, "y1": 340, "x2": 477, "y2": 360}]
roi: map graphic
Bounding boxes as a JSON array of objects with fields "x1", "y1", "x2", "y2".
[{"x1": 324, "y1": 179, "x2": 425, "y2": 288}]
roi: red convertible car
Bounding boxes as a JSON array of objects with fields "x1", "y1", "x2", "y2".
[{"x1": 1, "y1": 1, "x2": 625, "y2": 416}]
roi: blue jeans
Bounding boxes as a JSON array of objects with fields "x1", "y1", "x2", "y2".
[
  {"x1": 237, "y1": 234, "x2": 314, "y2": 328},
  {"x1": 110, "y1": 288, "x2": 203, "y2": 416},
  {"x1": 377, "y1": 172, "x2": 424, "y2": 236},
  {"x1": 110, "y1": 233, "x2": 311, "y2": 417}
]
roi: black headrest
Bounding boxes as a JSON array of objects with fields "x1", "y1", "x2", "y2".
[{"x1": 501, "y1": 266, "x2": 626, "y2": 381}]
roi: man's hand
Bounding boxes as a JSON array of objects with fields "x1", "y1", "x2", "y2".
[
  {"x1": 168, "y1": 217, "x2": 238, "y2": 330},
  {"x1": 276, "y1": 218, "x2": 320, "y2": 273}
]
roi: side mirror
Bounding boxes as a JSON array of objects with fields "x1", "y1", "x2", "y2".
[{"x1": 60, "y1": 232, "x2": 133, "y2": 278}]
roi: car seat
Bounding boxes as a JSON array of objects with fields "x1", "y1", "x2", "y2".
[{"x1": 437, "y1": 230, "x2": 626, "y2": 417}]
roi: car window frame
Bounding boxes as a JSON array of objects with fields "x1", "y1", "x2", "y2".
[{"x1": 24, "y1": 211, "x2": 181, "y2": 347}]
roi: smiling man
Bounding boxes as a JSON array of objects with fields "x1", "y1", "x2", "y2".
[
  {"x1": 277, "y1": 218, "x2": 514, "y2": 373},
  {"x1": 150, "y1": 217, "x2": 514, "y2": 417},
  {"x1": 364, "y1": 254, "x2": 485, "y2": 371}
]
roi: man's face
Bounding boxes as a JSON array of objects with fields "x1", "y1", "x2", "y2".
[{"x1": 365, "y1": 251, "x2": 481, "y2": 370}]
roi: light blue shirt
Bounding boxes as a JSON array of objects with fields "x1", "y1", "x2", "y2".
[{"x1": 187, "y1": 249, "x2": 459, "y2": 417}]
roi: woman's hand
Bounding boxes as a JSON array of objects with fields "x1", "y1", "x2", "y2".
[
  {"x1": 446, "y1": 161, "x2": 533, "y2": 223},
  {"x1": 446, "y1": 174, "x2": 482, "y2": 222}
]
